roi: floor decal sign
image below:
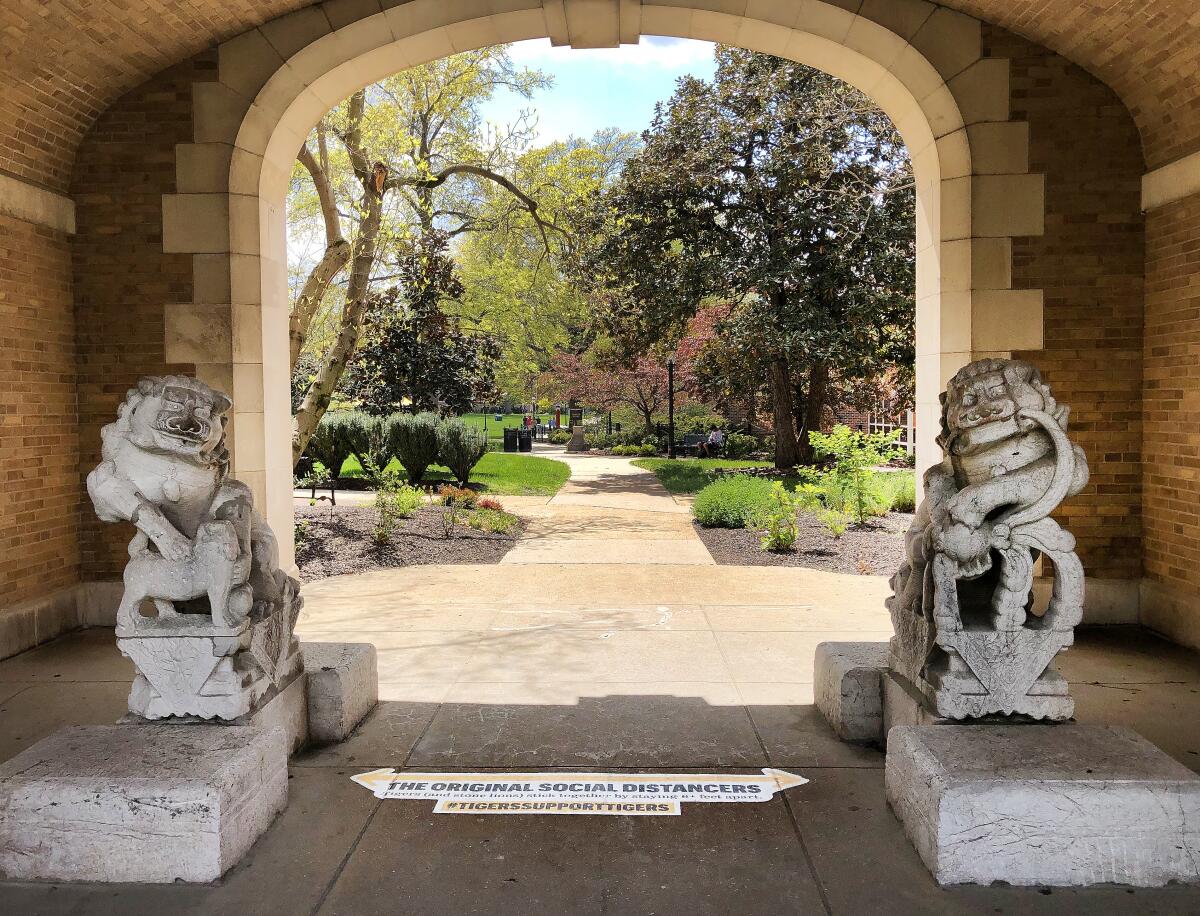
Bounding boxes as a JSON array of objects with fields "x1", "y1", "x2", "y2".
[{"x1": 351, "y1": 768, "x2": 808, "y2": 816}]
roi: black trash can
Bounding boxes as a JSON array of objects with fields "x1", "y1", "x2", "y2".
[
  {"x1": 503, "y1": 428, "x2": 519, "y2": 453},
  {"x1": 517, "y1": 429, "x2": 533, "y2": 452}
]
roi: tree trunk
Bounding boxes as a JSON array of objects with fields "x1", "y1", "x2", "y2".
[
  {"x1": 293, "y1": 179, "x2": 383, "y2": 464},
  {"x1": 797, "y1": 360, "x2": 828, "y2": 464},
  {"x1": 770, "y1": 356, "x2": 800, "y2": 468}
]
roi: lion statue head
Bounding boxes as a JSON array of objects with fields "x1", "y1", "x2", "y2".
[
  {"x1": 936, "y1": 359, "x2": 1064, "y2": 458},
  {"x1": 103, "y1": 376, "x2": 231, "y2": 473}
]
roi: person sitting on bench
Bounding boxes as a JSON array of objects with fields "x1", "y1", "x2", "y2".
[{"x1": 700, "y1": 425, "x2": 725, "y2": 458}]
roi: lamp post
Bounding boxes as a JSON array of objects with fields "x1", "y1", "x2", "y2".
[{"x1": 667, "y1": 356, "x2": 676, "y2": 459}]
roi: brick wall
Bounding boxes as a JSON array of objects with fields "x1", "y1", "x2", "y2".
[
  {"x1": 985, "y1": 26, "x2": 1146, "y2": 581},
  {"x1": 1143, "y1": 195, "x2": 1200, "y2": 640},
  {"x1": 71, "y1": 56, "x2": 208, "y2": 580},
  {"x1": 0, "y1": 215, "x2": 80, "y2": 606}
]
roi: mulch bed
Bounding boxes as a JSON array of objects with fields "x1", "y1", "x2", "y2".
[
  {"x1": 695, "y1": 511, "x2": 914, "y2": 575},
  {"x1": 295, "y1": 504, "x2": 522, "y2": 582}
]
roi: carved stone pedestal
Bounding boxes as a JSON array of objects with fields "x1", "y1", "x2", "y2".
[
  {"x1": 886, "y1": 724, "x2": 1200, "y2": 887},
  {"x1": 0, "y1": 724, "x2": 287, "y2": 883},
  {"x1": 814, "y1": 641, "x2": 888, "y2": 743}
]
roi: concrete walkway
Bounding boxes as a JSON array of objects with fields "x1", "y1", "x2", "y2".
[
  {"x1": 501, "y1": 449, "x2": 714, "y2": 565},
  {"x1": 8, "y1": 455, "x2": 1200, "y2": 911}
]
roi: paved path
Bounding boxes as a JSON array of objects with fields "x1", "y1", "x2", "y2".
[{"x1": 501, "y1": 449, "x2": 714, "y2": 565}]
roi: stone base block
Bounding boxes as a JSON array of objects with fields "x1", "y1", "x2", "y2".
[
  {"x1": 0, "y1": 723, "x2": 288, "y2": 883},
  {"x1": 886, "y1": 723, "x2": 1200, "y2": 887},
  {"x1": 882, "y1": 670, "x2": 947, "y2": 745},
  {"x1": 304, "y1": 642, "x2": 378, "y2": 744},
  {"x1": 814, "y1": 641, "x2": 888, "y2": 744},
  {"x1": 127, "y1": 670, "x2": 310, "y2": 754}
]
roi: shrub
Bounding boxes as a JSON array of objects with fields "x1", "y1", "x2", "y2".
[
  {"x1": 388, "y1": 412, "x2": 440, "y2": 483},
  {"x1": 303, "y1": 412, "x2": 360, "y2": 500},
  {"x1": 437, "y1": 418, "x2": 488, "y2": 485},
  {"x1": 438, "y1": 484, "x2": 477, "y2": 507},
  {"x1": 548, "y1": 429, "x2": 572, "y2": 445},
  {"x1": 808, "y1": 425, "x2": 904, "y2": 525},
  {"x1": 636, "y1": 443, "x2": 657, "y2": 457},
  {"x1": 815, "y1": 506, "x2": 851, "y2": 538},
  {"x1": 760, "y1": 483, "x2": 799, "y2": 552},
  {"x1": 465, "y1": 508, "x2": 519, "y2": 534},
  {"x1": 357, "y1": 414, "x2": 394, "y2": 480},
  {"x1": 882, "y1": 472, "x2": 916, "y2": 513},
  {"x1": 692, "y1": 476, "x2": 776, "y2": 528},
  {"x1": 476, "y1": 496, "x2": 503, "y2": 511},
  {"x1": 722, "y1": 432, "x2": 760, "y2": 459}
]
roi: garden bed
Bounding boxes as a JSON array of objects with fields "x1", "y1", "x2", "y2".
[
  {"x1": 695, "y1": 511, "x2": 913, "y2": 574},
  {"x1": 295, "y1": 504, "x2": 522, "y2": 581}
]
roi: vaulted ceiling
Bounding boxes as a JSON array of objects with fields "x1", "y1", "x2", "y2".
[{"x1": 1, "y1": 0, "x2": 1195, "y2": 193}]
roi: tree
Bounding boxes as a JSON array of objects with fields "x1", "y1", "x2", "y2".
[
  {"x1": 346, "y1": 233, "x2": 500, "y2": 416},
  {"x1": 545, "y1": 343, "x2": 686, "y2": 433},
  {"x1": 571, "y1": 46, "x2": 914, "y2": 467},
  {"x1": 452, "y1": 129, "x2": 639, "y2": 404},
  {"x1": 288, "y1": 48, "x2": 559, "y2": 465}
]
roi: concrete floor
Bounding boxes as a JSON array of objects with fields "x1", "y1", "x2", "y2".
[
  {"x1": 5, "y1": 456, "x2": 1200, "y2": 912},
  {"x1": 3, "y1": 622, "x2": 1200, "y2": 913}
]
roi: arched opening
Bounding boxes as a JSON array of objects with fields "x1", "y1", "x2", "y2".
[{"x1": 170, "y1": 0, "x2": 1043, "y2": 569}]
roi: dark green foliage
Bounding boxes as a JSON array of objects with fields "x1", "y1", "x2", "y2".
[
  {"x1": 692, "y1": 476, "x2": 777, "y2": 528},
  {"x1": 305, "y1": 412, "x2": 362, "y2": 483},
  {"x1": 572, "y1": 47, "x2": 915, "y2": 467},
  {"x1": 437, "y1": 418, "x2": 489, "y2": 485},
  {"x1": 388, "y1": 412, "x2": 441, "y2": 484},
  {"x1": 348, "y1": 234, "x2": 499, "y2": 416}
]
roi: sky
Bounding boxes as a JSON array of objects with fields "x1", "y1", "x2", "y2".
[{"x1": 479, "y1": 37, "x2": 716, "y2": 144}]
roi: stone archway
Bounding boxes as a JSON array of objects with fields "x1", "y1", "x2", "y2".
[{"x1": 161, "y1": 0, "x2": 1045, "y2": 568}]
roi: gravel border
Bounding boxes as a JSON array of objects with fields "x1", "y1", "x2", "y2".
[
  {"x1": 695, "y1": 511, "x2": 913, "y2": 574},
  {"x1": 295, "y1": 504, "x2": 522, "y2": 582}
]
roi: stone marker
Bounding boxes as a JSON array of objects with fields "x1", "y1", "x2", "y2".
[
  {"x1": 886, "y1": 724, "x2": 1200, "y2": 887},
  {"x1": 813, "y1": 642, "x2": 888, "y2": 744},
  {"x1": 304, "y1": 642, "x2": 379, "y2": 744},
  {"x1": 886, "y1": 359, "x2": 1089, "y2": 720},
  {"x1": 86, "y1": 376, "x2": 303, "y2": 721},
  {"x1": 0, "y1": 724, "x2": 288, "y2": 883}
]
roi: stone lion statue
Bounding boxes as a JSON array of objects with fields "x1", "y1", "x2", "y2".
[
  {"x1": 87, "y1": 376, "x2": 301, "y2": 719},
  {"x1": 887, "y1": 358, "x2": 1089, "y2": 720}
]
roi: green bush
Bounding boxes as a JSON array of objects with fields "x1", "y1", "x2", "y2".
[
  {"x1": 303, "y1": 412, "x2": 360, "y2": 491},
  {"x1": 636, "y1": 443, "x2": 657, "y2": 457},
  {"x1": 548, "y1": 429, "x2": 572, "y2": 445},
  {"x1": 437, "y1": 418, "x2": 488, "y2": 485},
  {"x1": 388, "y1": 412, "x2": 440, "y2": 483},
  {"x1": 722, "y1": 432, "x2": 760, "y2": 459},
  {"x1": 809, "y1": 425, "x2": 904, "y2": 525},
  {"x1": 880, "y1": 472, "x2": 916, "y2": 512},
  {"x1": 760, "y1": 483, "x2": 799, "y2": 552},
  {"x1": 692, "y1": 476, "x2": 776, "y2": 528}
]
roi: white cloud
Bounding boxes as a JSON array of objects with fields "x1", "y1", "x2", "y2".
[{"x1": 506, "y1": 36, "x2": 715, "y2": 71}]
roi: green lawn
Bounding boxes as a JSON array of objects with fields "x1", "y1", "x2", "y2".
[
  {"x1": 336, "y1": 451, "x2": 569, "y2": 495},
  {"x1": 458, "y1": 412, "x2": 533, "y2": 440},
  {"x1": 631, "y1": 458, "x2": 772, "y2": 494}
]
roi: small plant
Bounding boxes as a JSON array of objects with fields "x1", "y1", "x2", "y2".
[
  {"x1": 438, "y1": 484, "x2": 477, "y2": 507},
  {"x1": 760, "y1": 483, "x2": 799, "y2": 552},
  {"x1": 636, "y1": 443, "x2": 657, "y2": 457},
  {"x1": 692, "y1": 476, "x2": 776, "y2": 528},
  {"x1": 815, "y1": 506, "x2": 851, "y2": 538},
  {"x1": 465, "y1": 508, "x2": 519, "y2": 534},
  {"x1": 302, "y1": 413, "x2": 360, "y2": 505},
  {"x1": 437, "y1": 417, "x2": 488, "y2": 485},
  {"x1": 476, "y1": 496, "x2": 503, "y2": 511},
  {"x1": 295, "y1": 465, "x2": 332, "y2": 500},
  {"x1": 440, "y1": 504, "x2": 459, "y2": 539},
  {"x1": 294, "y1": 518, "x2": 310, "y2": 552},
  {"x1": 808, "y1": 425, "x2": 904, "y2": 525}
]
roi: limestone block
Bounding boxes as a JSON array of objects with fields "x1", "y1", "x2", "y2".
[
  {"x1": 908, "y1": 6, "x2": 981, "y2": 81},
  {"x1": 164, "y1": 302, "x2": 233, "y2": 364},
  {"x1": 946, "y1": 58, "x2": 1010, "y2": 125},
  {"x1": 0, "y1": 724, "x2": 288, "y2": 883},
  {"x1": 814, "y1": 641, "x2": 888, "y2": 744},
  {"x1": 162, "y1": 193, "x2": 231, "y2": 254},
  {"x1": 972, "y1": 173, "x2": 1045, "y2": 238},
  {"x1": 965, "y1": 121, "x2": 1030, "y2": 175},
  {"x1": 258, "y1": 6, "x2": 333, "y2": 58},
  {"x1": 886, "y1": 724, "x2": 1200, "y2": 887},
  {"x1": 304, "y1": 642, "x2": 379, "y2": 744},
  {"x1": 244, "y1": 670, "x2": 309, "y2": 753},
  {"x1": 881, "y1": 669, "x2": 945, "y2": 744},
  {"x1": 971, "y1": 289, "x2": 1043, "y2": 352}
]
